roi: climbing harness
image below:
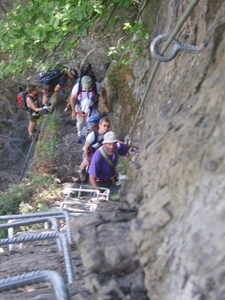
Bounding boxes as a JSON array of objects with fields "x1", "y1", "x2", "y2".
[
  {"x1": 96, "y1": 174, "x2": 117, "y2": 183},
  {"x1": 150, "y1": 34, "x2": 200, "y2": 62}
]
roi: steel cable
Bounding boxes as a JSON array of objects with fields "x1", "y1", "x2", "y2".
[{"x1": 129, "y1": 0, "x2": 200, "y2": 137}]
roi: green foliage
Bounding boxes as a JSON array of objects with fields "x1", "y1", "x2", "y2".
[
  {"x1": 0, "y1": 172, "x2": 62, "y2": 217},
  {"x1": 117, "y1": 157, "x2": 129, "y2": 175},
  {"x1": 0, "y1": 172, "x2": 64, "y2": 238},
  {"x1": 22, "y1": 172, "x2": 55, "y2": 193},
  {"x1": 35, "y1": 112, "x2": 61, "y2": 164},
  {"x1": 111, "y1": 192, "x2": 120, "y2": 201},
  {"x1": 0, "y1": 0, "x2": 139, "y2": 77},
  {"x1": 0, "y1": 183, "x2": 31, "y2": 215},
  {"x1": 108, "y1": 20, "x2": 149, "y2": 61},
  {"x1": 47, "y1": 111, "x2": 61, "y2": 133},
  {"x1": 108, "y1": 62, "x2": 132, "y2": 89},
  {"x1": 36, "y1": 203, "x2": 50, "y2": 212}
]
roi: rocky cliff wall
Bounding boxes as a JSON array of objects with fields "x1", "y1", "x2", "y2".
[
  {"x1": 124, "y1": 1, "x2": 225, "y2": 299},
  {"x1": 71, "y1": 0, "x2": 225, "y2": 299}
]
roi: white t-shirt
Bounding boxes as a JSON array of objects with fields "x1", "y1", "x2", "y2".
[
  {"x1": 86, "y1": 131, "x2": 104, "y2": 149},
  {"x1": 71, "y1": 81, "x2": 102, "y2": 113}
]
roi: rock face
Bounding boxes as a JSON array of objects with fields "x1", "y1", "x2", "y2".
[
  {"x1": 70, "y1": 207, "x2": 147, "y2": 299},
  {"x1": 71, "y1": 1, "x2": 225, "y2": 299},
  {"x1": 1, "y1": 0, "x2": 225, "y2": 299},
  {"x1": 124, "y1": 1, "x2": 225, "y2": 299}
]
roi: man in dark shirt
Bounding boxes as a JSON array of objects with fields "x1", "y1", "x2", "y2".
[{"x1": 42, "y1": 68, "x2": 77, "y2": 112}]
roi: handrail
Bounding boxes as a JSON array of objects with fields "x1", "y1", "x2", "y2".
[
  {"x1": 129, "y1": 0, "x2": 200, "y2": 137},
  {"x1": 0, "y1": 270, "x2": 70, "y2": 300},
  {"x1": 0, "y1": 232, "x2": 75, "y2": 283},
  {"x1": 0, "y1": 210, "x2": 73, "y2": 245},
  {"x1": 1, "y1": 217, "x2": 62, "y2": 252}
]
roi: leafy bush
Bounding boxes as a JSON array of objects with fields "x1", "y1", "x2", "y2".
[
  {"x1": 0, "y1": 0, "x2": 137, "y2": 77},
  {"x1": 0, "y1": 183, "x2": 31, "y2": 216},
  {"x1": 0, "y1": 172, "x2": 63, "y2": 237}
]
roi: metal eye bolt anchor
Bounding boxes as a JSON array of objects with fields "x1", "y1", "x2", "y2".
[{"x1": 150, "y1": 34, "x2": 200, "y2": 62}]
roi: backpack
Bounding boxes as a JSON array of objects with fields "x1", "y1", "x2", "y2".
[
  {"x1": 77, "y1": 64, "x2": 98, "y2": 97},
  {"x1": 16, "y1": 90, "x2": 29, "y2": 110},
  {"x1": 80, "y1": 63, "x2": 97, "y2": 81},
  {"x1": 76, "y1": 65, "x2": 99, "y2": 117},
  {"x1": 78, "y1": 115, "x2": 102, "y2": 145},
  {"x1": 38, "y1": 69, "x2": 64, "y2": 85}
]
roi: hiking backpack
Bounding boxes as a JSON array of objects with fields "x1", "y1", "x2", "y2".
[
  {"x1": 16, "y1": 89, "x2": 29, "y2": 110},
  {"x1": 77, "y1": 64, "x2": 98, "y2": 96},
  {"x1": 78, "y1": 111, "x2": 110, "y2": 145},
  {"x1": 78, "y1": 115, "x2": 102, "y2": 145},
  {"x1": 38, "y1": 69, "x2": 64, "y2": 85},
  {"x1": 76, "y1": 64, "x2": 99, "y2": 116}
]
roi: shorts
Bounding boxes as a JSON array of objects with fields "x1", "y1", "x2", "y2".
[{"x1": 27, "y1": 111, "x2": 40, "y2": 122}]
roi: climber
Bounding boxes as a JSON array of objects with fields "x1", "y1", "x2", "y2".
[
  {"x1": 88, "y1": 131, "x2": 137, "y2": 195},
  {"x1": 78, "y1": 116, "x2": 111, "y2": 182},
  {"x1": 40, "y1": 67, "x2": 78, "y2": 112},
  {"x1": 25, "y1": 84, "x2": 49, "y2": 139},
  {"x1": 69, "y1": 75, "x2": 110, "y2": 138}
]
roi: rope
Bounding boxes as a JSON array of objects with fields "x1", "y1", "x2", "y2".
[
  {"x1": 19, "y1": 121, "x2": 42, "y2": 181},
  {"x1": 129, "y1": 0, "x2": 200, "y2": 137},
  {"x1": 0, "y1": 134, "x2": 27, "y2": 158}
]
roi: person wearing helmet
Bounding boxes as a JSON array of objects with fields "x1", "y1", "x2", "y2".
[{"x1": 42, "y1": 67, "x2": 78, "y2": 112}]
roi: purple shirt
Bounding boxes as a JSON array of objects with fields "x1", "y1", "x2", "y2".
[{"x1": 88, "y1": 142, "x2": 129, "y2": 180}]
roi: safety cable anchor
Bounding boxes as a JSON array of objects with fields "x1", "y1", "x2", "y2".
[
  {"x1": 150, "y1": 34, "x2": 200, "y2": 62},
  {"x1": 128, "y1": 147, "x2": 138, "y2": 155}
]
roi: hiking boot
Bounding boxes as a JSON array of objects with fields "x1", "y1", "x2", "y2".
[{"x1": 78, "y1": 169, "x2": 89, "y2": 183}]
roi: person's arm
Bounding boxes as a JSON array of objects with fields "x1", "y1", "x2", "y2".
[
  {"x1": 68, "y1": 74, "x2": 75, "y2": 88},
  {"x1": 117, "y1": 142, "x2": 138, "y2": 156},
  {"x1": 69, "y1": 93, "x2": 77, "y2": 118},
  {"x1": 101, "y1": 87, "x2": 110, "y2": 112},
  {"x1": 83, "y1": 140, "x2": 91, "y2": 167},
  {"x1": 54, "y1": 84, "x2": 62, "y2": 93},
  {"x1": 89, "y1": 174, "x2": 101, "y2": 191},
  {"x1": 26, "y1": 97, "x2": 43, "y2": 112},
  {"x1": 70, "y1": 84, "x2": 79, "y2": 118}
]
